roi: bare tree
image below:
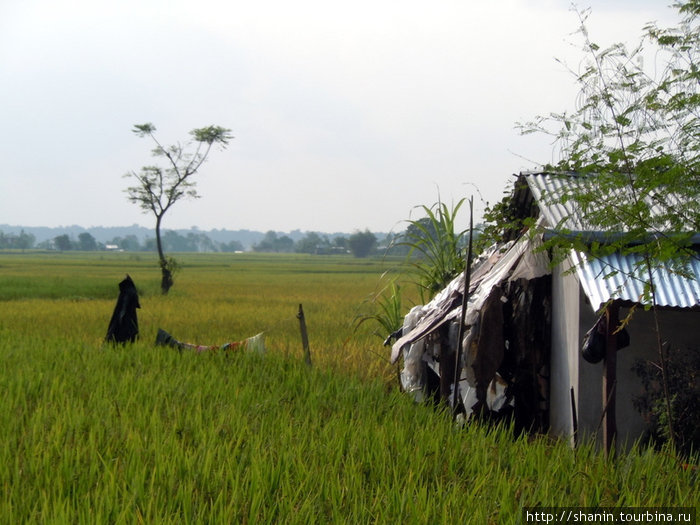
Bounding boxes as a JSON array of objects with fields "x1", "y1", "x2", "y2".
[{"x1": 125, "y1": 123, "x2": 233, "y2": 294}]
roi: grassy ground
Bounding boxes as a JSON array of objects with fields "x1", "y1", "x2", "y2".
[
  {"x1": 0, "y1": 251, "x2": 408, "y2": 381},
  {"x1": 0, "y1": 252, "x2": 697, "y2": 523}
]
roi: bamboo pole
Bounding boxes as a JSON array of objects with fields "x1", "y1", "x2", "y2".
[{"x1": 452, "y1": 197, "x2": 474, "y2": 416}]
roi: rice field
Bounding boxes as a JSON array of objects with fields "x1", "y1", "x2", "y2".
[
  {"x1": 0, "y1": 251, "x2": 696, "y2": 523},
  {"x1": 0, "y1": 251, "x2": 406, "y2": 381}
]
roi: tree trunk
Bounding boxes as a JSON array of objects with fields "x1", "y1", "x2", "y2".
[
  {"x1": 160, "y1": 261, "x2": 173, "y2": 295},
  {"x1": 155, "y1": 214, "x2": 165, "y2": 265},
  {"x1": 603, "y1": 303, "x2": 618, "y2": 457},
  {"x1": 155, "y1": 215, "x2": 173, "y2": 295}
]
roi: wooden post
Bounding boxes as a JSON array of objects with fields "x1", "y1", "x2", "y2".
[
  {"x1": 603, "y1": 303, "x2": 618, "y2": 456},
  {"x1": 297, "y1": 304, "x2": 312, "y2": 367},
  {"x1": 452, "y1": 197, "x2": 474, "y2": 417},
  {"x1": 570, "y1": 387, "x2": 578, "y2": 448}
]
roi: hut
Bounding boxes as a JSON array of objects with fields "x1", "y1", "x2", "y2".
[{"x1": 390, "y1": 172, "x2": 700, "y2": 449}]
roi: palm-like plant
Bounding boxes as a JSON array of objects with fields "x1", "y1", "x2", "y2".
[{"x1": 400, "y1": 198, "x2": 468, "y2": 302}]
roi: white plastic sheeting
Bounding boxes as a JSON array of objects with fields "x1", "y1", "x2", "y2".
[{"x1": 392, "y1": 229, "x2": 550, "y2": 416}]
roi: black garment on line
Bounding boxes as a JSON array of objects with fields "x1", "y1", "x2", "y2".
[{"x1": 105, "y1": 275, "x2": 141, "y2": 344}]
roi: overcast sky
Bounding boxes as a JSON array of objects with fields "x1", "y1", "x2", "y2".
[{"x1": 0, "y1": 0, "x2": 678, "y2": 234}]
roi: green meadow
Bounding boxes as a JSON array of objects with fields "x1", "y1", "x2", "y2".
[{"x1": 0, "y1": 252, "x2": 696, "y2": 523}]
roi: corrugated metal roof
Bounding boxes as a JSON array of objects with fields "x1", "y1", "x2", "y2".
[
  {"x1": 524, "y1": 172, "x2": 589, "y2": 230},
  {"x1": 522, "y1": 172, "x2": 696, "y2": 232},
  {"x1": 573, "y1": 250, "x2": 700, "y2": 309},
  {"x1": 521, "y1": 172, "x2": 700, "y2": 309}
]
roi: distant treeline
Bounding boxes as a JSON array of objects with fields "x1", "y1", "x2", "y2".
[
  {"x1": 250, "y1": 230, "x2": 392, "y2": 257},
  {"x1": 0, "y1": 216, "x2": 477, "y2": 258},
  {"x1": 0, "y1": 228, "x2": 413, "y2": 257}
]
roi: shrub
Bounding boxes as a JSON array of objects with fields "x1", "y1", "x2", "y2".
[{"x1": 632, "y1": 344, "x2": 700, "y2": 457}]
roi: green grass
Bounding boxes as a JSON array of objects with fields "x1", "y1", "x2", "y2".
[
  {"x1": 0, "y1": 251, "x2": 409, "y2": 381},
  {"x1": 0, "y1": 252, "x2": 697, "y2": 523}
]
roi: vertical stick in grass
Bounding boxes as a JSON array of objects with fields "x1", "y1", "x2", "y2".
[{"x1": 297, "y1": 303, "x2": 312, "y2": 367}]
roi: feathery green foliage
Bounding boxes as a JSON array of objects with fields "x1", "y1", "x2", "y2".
[{"x1": 518, "y1": 3, "x2": 700, "y2": 267}]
